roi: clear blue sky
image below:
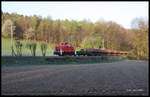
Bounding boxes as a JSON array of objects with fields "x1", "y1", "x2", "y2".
[{"x1": 2, "y1": 1, "x2": 148, "y2": 29}]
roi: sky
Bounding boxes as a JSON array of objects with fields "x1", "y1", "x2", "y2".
[{"x1": 1, "y1": 1, "x2": 149, "y2": 29}]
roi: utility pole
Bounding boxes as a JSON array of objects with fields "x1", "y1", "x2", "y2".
[
  {"x1": 102, "y1": 38, "x2": 105, "y2": 50},
  {"x1": 11, "y1": 22, "x2": 13, "y2": 56}
]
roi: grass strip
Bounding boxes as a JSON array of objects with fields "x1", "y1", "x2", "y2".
[{"x1": 2, "y1": 56, "x2": 124, "y2": 67}]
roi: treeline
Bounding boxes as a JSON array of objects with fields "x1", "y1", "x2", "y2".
[{"x1": 1, "y1": 12, "x2": 149, "y2": 60}]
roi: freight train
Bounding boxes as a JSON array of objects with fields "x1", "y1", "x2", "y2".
[{"x1": 54, "y1": 42, "x2": 128, "y2": 56}]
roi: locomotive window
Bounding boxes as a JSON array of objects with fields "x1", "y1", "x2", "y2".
[{"x1": 66, "y1": 43, "x2": 72, "y2": 47}]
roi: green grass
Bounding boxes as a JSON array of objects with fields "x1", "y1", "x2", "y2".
[{"x1": 2, "y1": 37, "x2": 54, "y2": 56}]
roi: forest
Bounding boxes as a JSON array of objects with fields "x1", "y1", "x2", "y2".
[{"x1": 1, "y1": 12, "x2": 149, "y2": 60}]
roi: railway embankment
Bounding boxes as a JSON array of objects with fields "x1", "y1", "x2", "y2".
[{"x1": 2, "y1": 56, "x2": 122, "y2": 66}]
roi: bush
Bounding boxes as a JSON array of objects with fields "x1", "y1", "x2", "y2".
[
  {"x1": 40, "y1": 43, "x2": 48, "y2": 56},
  {"x1": 127, "y1": 56, "x2": 137, "y2": 60},
  {"x1": 139, "y1": 56, "x2": 149, "y2": 60},
  {"x1": 15, "y1": 40, "x2": 23, "y2": 56},
  {"x1": 26, "y1": 43, "x2": 37, "y2": 56}
]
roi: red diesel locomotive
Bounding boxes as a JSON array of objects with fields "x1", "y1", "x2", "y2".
[
  {"x1": 54, "y1": 42, "x2": 128, "y2": 56},
  {"x1": 54, "y1": 42, "x2": 76, "y2": 56}
]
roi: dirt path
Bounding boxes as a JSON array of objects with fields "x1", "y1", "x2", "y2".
[{"x1": 2, "y1": 60, "x2": 148, "y2": 96}]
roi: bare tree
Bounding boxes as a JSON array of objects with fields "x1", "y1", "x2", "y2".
[{"x1": 2, "y1": 19, "x2": 16, "y2": 56}]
